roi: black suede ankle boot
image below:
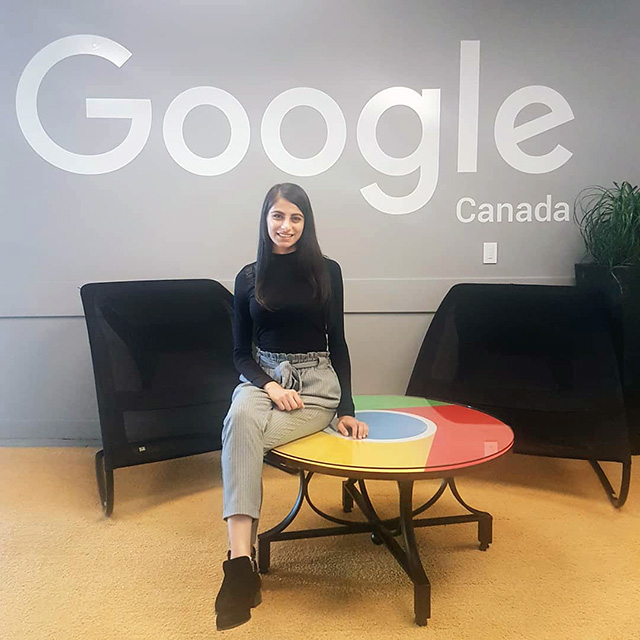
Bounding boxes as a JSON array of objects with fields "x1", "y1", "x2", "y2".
[{"x1": 215, "y1": 555, "x2": 262, "y2": 631}]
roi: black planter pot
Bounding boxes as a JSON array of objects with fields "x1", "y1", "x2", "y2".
[{"x1": 575, "y1": 263, "x2": 640, "y2": 454}]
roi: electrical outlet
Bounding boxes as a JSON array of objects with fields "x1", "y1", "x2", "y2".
[{"x1": 483, "y1": 242, "x2": 498, "y2": 264}]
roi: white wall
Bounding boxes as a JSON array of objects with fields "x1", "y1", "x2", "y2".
[{"x1": 1, "y1": 0, "x2": 639, "y2": 443}]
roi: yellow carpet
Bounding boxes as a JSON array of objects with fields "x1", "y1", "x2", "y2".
[{"x1": 0, "y1": 448, "x2": 638, "y2": 640}]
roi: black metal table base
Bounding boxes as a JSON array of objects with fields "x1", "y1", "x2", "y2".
[{"x1": 257, "y1": 472, "x2": 493, "y2": 626}]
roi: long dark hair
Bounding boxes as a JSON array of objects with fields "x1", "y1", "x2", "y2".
[{"x1": 255, "y1": 183, "x2": 330, "y2": 310}]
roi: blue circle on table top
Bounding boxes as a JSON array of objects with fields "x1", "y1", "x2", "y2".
[{"x1": 353, "y1": 410, "x2": 427, "y2": 440}]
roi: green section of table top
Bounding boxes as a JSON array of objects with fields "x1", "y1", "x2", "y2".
[{"x1": 353, "y1": 395, "x2": 449, "y2": 410}]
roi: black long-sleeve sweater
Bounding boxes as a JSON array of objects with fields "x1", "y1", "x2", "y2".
[{"x1": 232, "y1": 252, "x2": 355, "y2": 417}]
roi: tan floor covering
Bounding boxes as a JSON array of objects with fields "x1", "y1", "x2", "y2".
[{"x1": 0, "y1": 448, "x2": 639, "y2": 640}]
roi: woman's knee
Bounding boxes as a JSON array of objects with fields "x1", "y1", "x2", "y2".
[{"x1": 222, "y1": 394, "x2": 268, "y2": 446}]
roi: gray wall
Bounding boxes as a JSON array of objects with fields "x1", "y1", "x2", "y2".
[{"x1": 1, "y1": 1, "x2": 639, "y2": 443}]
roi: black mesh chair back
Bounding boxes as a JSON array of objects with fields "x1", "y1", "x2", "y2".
[
  {"x1": 81, "y1": 279, "x2": 238, "y2": 515},
  {"x1": 407, "y1": 283, "x2": 631, "y2": 507}
]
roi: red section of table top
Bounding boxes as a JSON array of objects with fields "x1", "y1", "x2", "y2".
[{"x1": 388, "y1": 405, "x2": 514, "y2": 472}]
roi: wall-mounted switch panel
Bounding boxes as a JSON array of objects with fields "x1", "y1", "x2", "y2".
[{"x1": 483, "y1": 242, "x2": 498, "y2": 264}]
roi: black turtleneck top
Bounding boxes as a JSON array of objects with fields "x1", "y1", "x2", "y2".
[{"x1": 233, "y1": 252, "x2": 355, "y2": 417}]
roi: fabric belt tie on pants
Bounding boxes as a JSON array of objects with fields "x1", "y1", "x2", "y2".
[{"x1": 256, "y1": 349, "x2": 329, "y2": 393}]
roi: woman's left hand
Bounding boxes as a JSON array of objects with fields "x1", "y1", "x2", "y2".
[{"x1": 336, "y1": 416, "x2": 369, "y2": 439}]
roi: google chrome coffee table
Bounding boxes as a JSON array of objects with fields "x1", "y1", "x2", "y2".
[{"x1": 259, "y1": 395, "x2": 514, "y2": 626}]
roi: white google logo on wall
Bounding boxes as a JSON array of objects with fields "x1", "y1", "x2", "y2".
[{"x1": 16, "y1": 35, "x2": 574, "y2": 218}]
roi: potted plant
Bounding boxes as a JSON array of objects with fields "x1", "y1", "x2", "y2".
[{"x1": 574, "y1": 180, "x2": 640, "y2": 454}]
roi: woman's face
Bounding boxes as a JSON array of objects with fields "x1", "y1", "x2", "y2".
[{"x1": 266, "y1": 197, "x2": 305, "y2": 254}]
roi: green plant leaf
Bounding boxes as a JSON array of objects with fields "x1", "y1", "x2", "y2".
[{"x1": 574, "y1": 180, "x2": 640, "y2": 268}]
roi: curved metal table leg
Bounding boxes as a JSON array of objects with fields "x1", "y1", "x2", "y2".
[
  {"x1": 448, "y1": 477, "x2": 492, "y2": 550},
  {"x1": 412, "y1": 478, "x2": 448, "y2": 518},
  {"x1": 589, "y1": 458, "x2": 632, "y2": 508},
  {"x1": 342, "y1": 479, "x2": 355, "y2": 513},
  {"x1": 398, "y1": 481, "x2": 430, "y2": 626},
  {"x1": 257, "y1": 466, "x2": 499, "y2": 626},
  {"x1": 258, "y1": 470, "x2": 307, "y2": 573},
  {"x1": 95, "y1": 450, "x2": 114, "y2": 517}
]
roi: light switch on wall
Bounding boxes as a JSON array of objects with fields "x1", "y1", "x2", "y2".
[{"x1": 483, "y1": 242, "x2": 498, "y2": 264}]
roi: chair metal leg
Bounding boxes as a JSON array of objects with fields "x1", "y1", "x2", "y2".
[
  {"x1": 588, "y1": 457, "x2": 632, "y2": 508},
  {"x1": 95, "y1": 450, "x2": 114, "y2": 517}
]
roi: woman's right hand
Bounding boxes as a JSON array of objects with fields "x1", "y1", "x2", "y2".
[{"x1": 263, "y1": 381, "x2": 304, "y2": 411}]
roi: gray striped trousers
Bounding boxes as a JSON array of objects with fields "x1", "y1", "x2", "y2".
[{"x1": 221, "y1": 350, "x2": 341, "y2": 521}]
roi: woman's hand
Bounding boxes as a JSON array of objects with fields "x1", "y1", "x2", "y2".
[
  {"x1": 336, "y1": 415, "x2": 369, "y2": 439},
  {"x1": 263, "y1": 381, "x2": 304, "y2": 411}
]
